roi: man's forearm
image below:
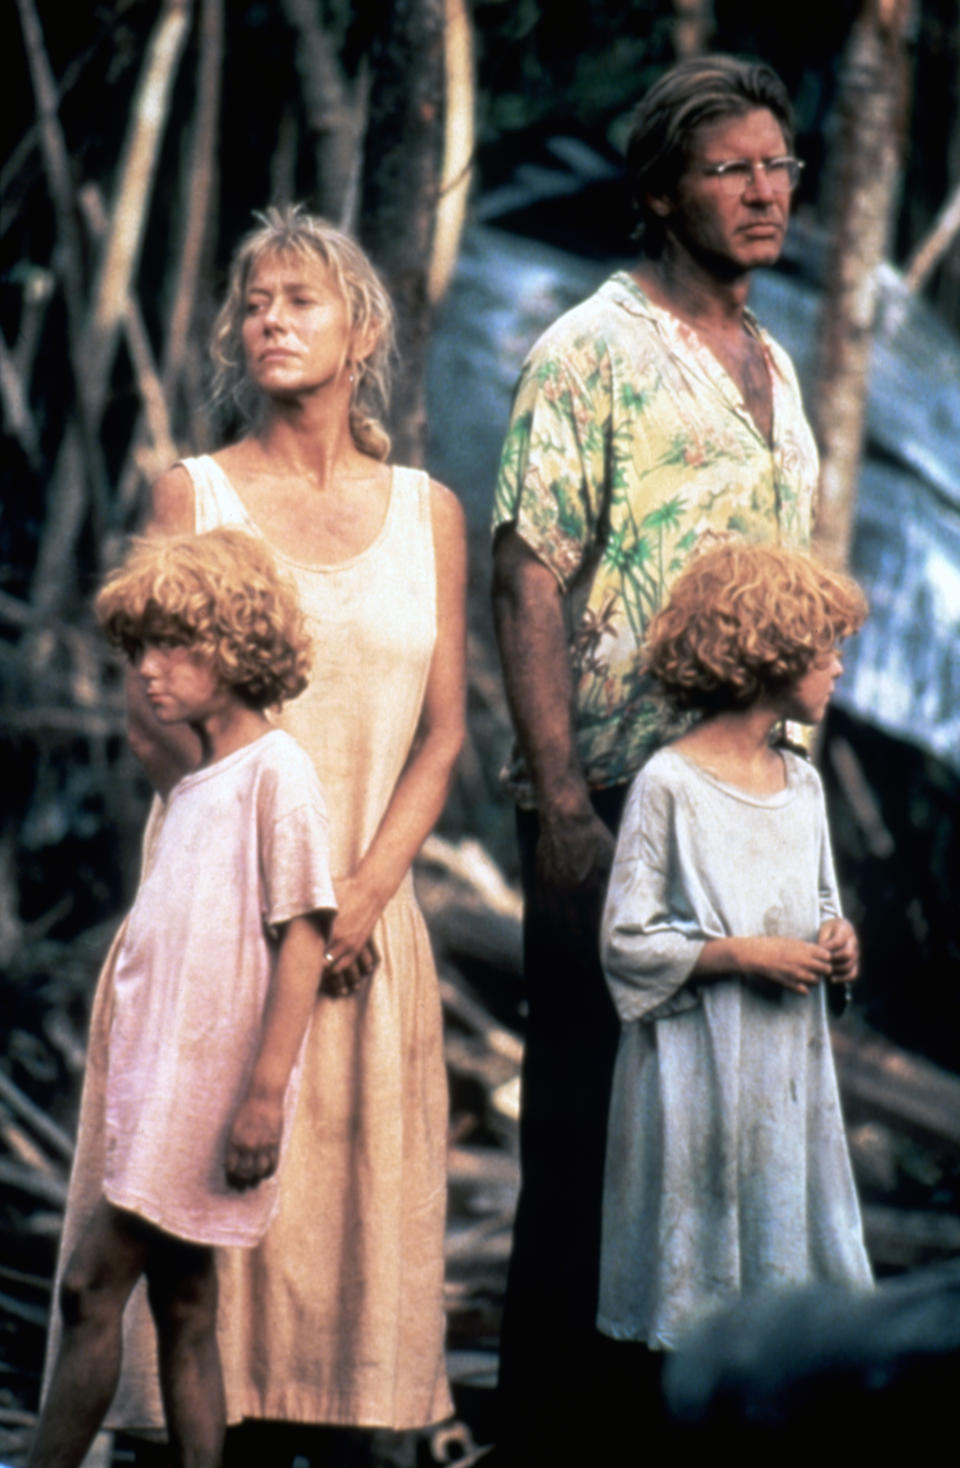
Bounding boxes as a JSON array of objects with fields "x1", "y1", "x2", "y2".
[{"x1": 492, "y1": 529, "x2": 591, "y2": 817}]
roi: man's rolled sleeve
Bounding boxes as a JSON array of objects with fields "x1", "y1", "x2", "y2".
[{"x1": 492, "y1": 350, "x2": 609, "y2": 593}]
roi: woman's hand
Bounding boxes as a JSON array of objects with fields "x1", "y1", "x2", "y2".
[
  {"x1": 225, "y1": 1093, "x2": 284, "y2": 1190},
  {"x1": 319, "y1": 874, "x2": 383, "y2": 997},
  {"x1": 818, "y1": 917, "x2": 860, "y2": 982}
]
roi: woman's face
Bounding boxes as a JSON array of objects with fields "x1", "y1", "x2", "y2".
[{"x1": 241, "y1": 251, "x2": 355, "y2": 399}]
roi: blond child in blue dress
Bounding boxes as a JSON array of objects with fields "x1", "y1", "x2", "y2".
[{"x1": 598, "y1": 543, "x2": 873, "y2": 1355}]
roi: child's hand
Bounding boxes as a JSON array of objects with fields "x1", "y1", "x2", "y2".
[
  {"x1": 738, "y1": 935, "x2": 833, "y2": 996},
  {"x1": 225, "y1": 1094, "x2": 284, "y2": 1190},
  {"x1": 818, "y1": 917, "x2": 860, "y2": 983}
]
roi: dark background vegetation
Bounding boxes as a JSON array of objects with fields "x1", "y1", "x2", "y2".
[{"x1": 2, "y1": 1, "x2": 960, "y2": 1457}]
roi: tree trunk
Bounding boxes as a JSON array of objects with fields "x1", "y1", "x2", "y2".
[
  {"x1": 281, "y1": 0, "x2": 364, "y2": 227},
  {"x1": 427, "y1": 0, "x2": 474, "y2": 307},
  {"x1": 161, "y1": 0, "x2": 224, "y2": 444},
  {"x1": 357, "y1": 0, "x2": 446, "y2": 468},
  {"x1": 812, "y1": 0, "x2": 912, "y2": 570},
  {"x1": 671, "y1": 0, "x2": 714, "y2": 59}
]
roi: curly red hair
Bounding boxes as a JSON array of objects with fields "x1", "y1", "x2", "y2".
[
  {"x1": 96, "y1": 528, "x2": 311, "y2": 710},
  {"x1": 645, "y1": 542, "x2": 868, "y2": 712}
]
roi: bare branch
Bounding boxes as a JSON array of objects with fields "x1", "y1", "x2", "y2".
[
  {"x1": 26, "y1": 427, "x2": 88, "y2": 623},
  {"x1": 281, "y1": 0, "x2": 362, "y2": 225},
  {"x1": 0, "y1": 1157, "x2": 67, "y2": 1210},
  {"x1": 812, "y1": 0, "x2": 912, "y2": 570},
  {"x1": 162, "y1": 0, "x2": 224, "y2": 406},
  {"x1": 0, "y1": 1068, "x2": 74, "y2": 1165},
  {"x1": 13, "y1": 0, "x2": 87, "y2": 349},
  {"x1": 1, "y1": 0, "x2": 141, "y2": 223},
  {"x1": 903, "y1": 176, "x2": 960, "y2": 294},
  {"x1": 11, "y1": 266, "x2": 54, "y2": 383},
  {"x1": 83, "y1": 0, "x2": 193, "y2": 403},
  {"x1": 1, "y1": 705, "x2": 124, "y2": 738},
  {"x1": 13, "y1": 0, "x2": 106, "y2": 536},
  {"x1": 0, "y1": 330, "x2": 41, "y2": 471},
  {"x1": 428, "y1": 0, "x2": 474, "y2": 305},
  {"x1": 0, "y1": 589, "x2": 36, "y2": 629},
  {"x1": 79, "y1": 185, "x2": 178, "y2": 512}
]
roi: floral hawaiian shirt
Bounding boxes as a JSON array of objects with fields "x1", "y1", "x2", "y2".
[{"x1": 492, "y1": 270, "x2": 818, "y2": 804}]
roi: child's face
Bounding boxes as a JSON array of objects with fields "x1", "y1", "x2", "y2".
[
  {"x1": 782, "y1": 648, "x2": 844, "y2": 725},
  {"x1": 133, "y1": 642, "x2": 231, "y2": 725}
]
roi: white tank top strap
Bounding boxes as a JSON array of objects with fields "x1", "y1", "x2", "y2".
[
  {"x1": 178, "y1": 454, "x2": 252, "y2": 534},
  {"x1": 385, "y1": 466, "x2": 436, "y2": 628},
  {"x1": 394, "y1": 465, "x2": 433, "y2": 540},
  {"x1": 179, "y1": 457, "x2": 434, "y2": 607}
]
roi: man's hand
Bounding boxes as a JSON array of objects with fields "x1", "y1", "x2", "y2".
[
  {"x1": 535, "y1": 805, "x2": 616, "y2": 943},
  {"x1": 536, "y1": 807, "x2": 616, "y2": 894},
  {"x1": 818, "y1": 917, "x2": 860, "y2": 983}
]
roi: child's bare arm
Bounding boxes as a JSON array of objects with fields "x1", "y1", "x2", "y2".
[
  {"x1": 694, "y1": 936, "x2": 833, "y2": 997},
  {"x1": 225, "y1": 913, "x2": 328, "y2": 1190}
]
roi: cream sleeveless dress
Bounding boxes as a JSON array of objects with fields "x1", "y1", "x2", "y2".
[{"x1": 47, "y1": 458, "x2": 453, "y2": 1431}]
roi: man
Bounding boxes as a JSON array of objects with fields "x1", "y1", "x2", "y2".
[{"x1": 490, "y1": 54, "x2": 818, "y2": 1459}]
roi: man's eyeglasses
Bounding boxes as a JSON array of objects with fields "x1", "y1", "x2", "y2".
[{"x1": 700, "y1": 157, "x2": 805, "y2": 196}]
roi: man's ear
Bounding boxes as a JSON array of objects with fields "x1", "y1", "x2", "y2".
[{"x1": 646, "y1": 191, "x2": 675, "y2": 220}]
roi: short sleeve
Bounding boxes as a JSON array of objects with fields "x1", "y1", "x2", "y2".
[
  {"x1": 257, "y1": 749, "x2": 337, "y2": 930},
  {"x1": 601, "y1": 765, "x2": 707, "y2": 1024},
  {"x1": 491, "y1": 341, "x2": 611, "y2": 591}
]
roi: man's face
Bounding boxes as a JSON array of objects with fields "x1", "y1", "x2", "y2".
[{"x1": 652, "y1": 108, "x2": 793, "y2": 279}]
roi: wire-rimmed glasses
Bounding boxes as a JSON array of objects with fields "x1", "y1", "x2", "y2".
[{"x1": 700, "y1": 157, "x2": 805, "y2": 195}]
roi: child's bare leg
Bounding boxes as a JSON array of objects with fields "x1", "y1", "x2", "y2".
[
  {"x1": 29, "y1": 1200, "x2": 151, "y2": 1468},
  {"x1": 146, "y1": 1235, "x2": 225, "y2": 1468}
]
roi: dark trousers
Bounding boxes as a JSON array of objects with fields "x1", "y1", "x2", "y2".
[{"x1": 495, "y1": 785, "x2": 631, "y2": 1462}]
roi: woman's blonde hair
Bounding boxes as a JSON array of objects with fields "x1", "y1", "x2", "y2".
[
  {"x1": 645, "y1": 542, "x2": 868, "y2": 712},
  {"x1": 96, "y1": 528, "x2": 311, "y2": 709},
  {"x1": 210, "y1": 204, "x2": 395, "y2": 460}
]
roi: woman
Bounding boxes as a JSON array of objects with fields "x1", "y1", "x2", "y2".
[{"x1": 49, "y1": 207, "x2": 466, "y2": 1447}]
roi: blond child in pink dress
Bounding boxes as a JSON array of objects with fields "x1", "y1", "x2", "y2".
[{"x1": 31, "y1": 528, "x2": 336, "y2": 1468}]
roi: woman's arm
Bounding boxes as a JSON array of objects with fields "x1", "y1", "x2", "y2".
[
  {"x1": 322, "y1": 479, "x2": 467, "y2": 979},
  {"x1": 125, "y1": 466, "x2": 203, "y2": 795},
  {"x1": 225, "y1": 912, "x2": 329, "y2": 1189}
]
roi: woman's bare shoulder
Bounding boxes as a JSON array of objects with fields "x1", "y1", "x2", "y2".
[
  {"x1": 146, "y1": 463, "x2": 195, "y2": 535},
  {"x1": 427, "y1": 476, "x2": 466, "y2": 543},
  {"x1": 425, "y1": 477, "x2": 466, "y2": 614}
]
